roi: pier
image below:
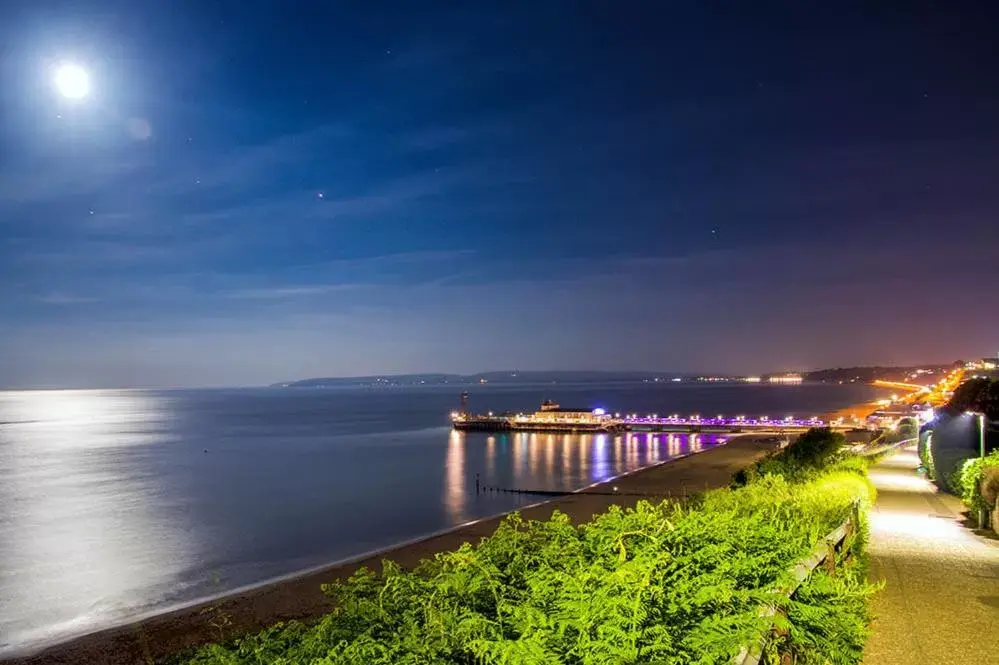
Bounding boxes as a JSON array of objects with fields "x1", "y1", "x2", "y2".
[{"x1": 450, "y1": 399, "x2": 860, "y2": 434}]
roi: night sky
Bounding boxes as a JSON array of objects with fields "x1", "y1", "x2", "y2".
[{"x1": 1, "y1": 2, "x2": 997, "y2": 388}]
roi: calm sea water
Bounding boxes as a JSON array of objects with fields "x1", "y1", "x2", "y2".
[{"x1": 0, "y1": 382, "x2": 881, "y2": 654}]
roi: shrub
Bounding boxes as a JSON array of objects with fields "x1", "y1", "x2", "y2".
[
  {"x1": 982, "y1": 465, "x2": 999, "y2": 508},
  {"x1": 917, "y1": 431, "x2": 936, "y2": 479},
  {"x1": 945, "y1": 377, "x2": 999, "y2": 420},
  {"x1": 734, "y1": 428, "x2": 848, "y2": 486},
  {"x1": 957, "y1": 450, "x2": 999, "y2": 520},
  {"x1": 894, "y1": 417, "x2": 918, "y2": 441}
]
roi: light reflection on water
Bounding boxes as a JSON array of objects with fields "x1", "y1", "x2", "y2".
[
  {"x1": 0, "y1": 382, "x2": 881, "y2": 654},
  {"x1": 444, "y1": 430, "x2": 466, "y2": 523},
  {"x1": 0, "y1": 390, "x2": 196, "y2": 653}
]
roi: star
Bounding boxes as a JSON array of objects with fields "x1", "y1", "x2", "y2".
[{"x1": 317, "y1": 192, "x2": 325, "y2": 199}]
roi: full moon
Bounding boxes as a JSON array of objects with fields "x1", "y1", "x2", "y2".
[{"x1": 53, "y1": 62, "x2": 90, "y2": 99}]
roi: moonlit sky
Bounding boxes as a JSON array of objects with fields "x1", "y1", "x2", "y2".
[{"x1": 1, "y1": 2, "x2": 998, "y2": 388}]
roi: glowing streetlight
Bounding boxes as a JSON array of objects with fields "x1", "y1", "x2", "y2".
[{"x1": 53, "y1": 62, "x2": 90, "y2": 99}]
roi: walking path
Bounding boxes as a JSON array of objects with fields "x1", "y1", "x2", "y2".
[{"x1": 864, "y1": 445, "x2": 999, "y2": 664}]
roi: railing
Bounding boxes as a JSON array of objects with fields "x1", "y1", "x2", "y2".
[
  {"x1": 855, "y1": 436, "x2": 917, "y2": 458},
  {"x1": 733, "y1": 501, "x2": 861, "y2": 665}
]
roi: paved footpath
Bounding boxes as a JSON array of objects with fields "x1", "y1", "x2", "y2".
[{"x1": 864, "y1": 445, "x2": 999, "y2": 664}]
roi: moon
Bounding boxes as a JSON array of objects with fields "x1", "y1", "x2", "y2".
[{"x1": 53, "y1": 62, "x2": 90, "y2": 99}]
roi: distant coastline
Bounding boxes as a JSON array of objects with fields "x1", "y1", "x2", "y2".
[{"x1": 273, "y1": 364, "x2": 956, "y2": 389}]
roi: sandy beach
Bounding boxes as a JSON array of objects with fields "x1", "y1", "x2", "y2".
[{"x1": 3, "y1": 435, "x2": 783, "y2": 665}]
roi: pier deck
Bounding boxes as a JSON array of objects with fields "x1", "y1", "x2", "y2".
[{"x1": 452, "y1": 413, "x2": 855, "y2": 434}]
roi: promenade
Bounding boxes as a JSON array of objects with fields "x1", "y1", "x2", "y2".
[
  {"x1": 7, "y1": 435, "x2": 779, "y2": 665},
  {"x1": 864, "y1": 445, "x2": 999, "y2": 664}
]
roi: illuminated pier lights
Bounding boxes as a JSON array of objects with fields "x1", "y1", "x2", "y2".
[{"x1": 622, "y1": 412, "x2": 824, "y2": 428}]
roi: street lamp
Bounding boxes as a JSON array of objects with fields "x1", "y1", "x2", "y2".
[
  {"x1": 974, "y1": 412, "x2": 986, "y2": 459},
  {"x1": 967, "y1": 410, "x2": 988, "y2": 527},
  {"x1": 964, "y1": 411, "x2": 987, "y2": 458}
]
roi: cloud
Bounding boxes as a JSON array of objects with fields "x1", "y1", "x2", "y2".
[
  {"x1": 225, "y1": 283, "x2": 367, "y2": 299},
  {"x1": 37, "y1": 292, "x2": 99, "y2": 305},
  {"x1": 144, "y1": 122, "x2": 353, "y2": 198},
  {"x1": 398, "y1": 126, "x2": 471, "y2": 152},
  {"x1": 0, "y1": 152, "x2": 147, "y2": 207}
]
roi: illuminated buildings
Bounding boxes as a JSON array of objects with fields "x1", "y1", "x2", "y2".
[{"x1": 767, "y1": 374, "x2": 803, "y2": 385}]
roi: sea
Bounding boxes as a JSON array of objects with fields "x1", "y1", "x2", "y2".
[{"x1": 0, "y1": 381, "x2": 883, "y2": 655}]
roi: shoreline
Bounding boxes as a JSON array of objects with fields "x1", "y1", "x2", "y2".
[{"x1": 3, "y1": 434, "x2": 783, "y2": 665}]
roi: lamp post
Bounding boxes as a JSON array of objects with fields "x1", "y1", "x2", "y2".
[
  {"x1": 969, "y1": 411, "x2": 988, "y2": 528},
  {"x1": 976, "y1": 412, "x2": 986, "y2": 460}
]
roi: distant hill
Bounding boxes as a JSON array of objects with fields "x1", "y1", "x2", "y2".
[
  {"x1": 804, "y1": 364, "x2": 955, "y2": 384},
  {"x1": 273, "y1": 370, "x2": 687, "y2": 388}
]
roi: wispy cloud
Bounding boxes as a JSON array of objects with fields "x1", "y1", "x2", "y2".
[
  {"x1": 37, "y1": 292, "x2": 99, "y2": 305},
  {"x1": 0, "y1": 153, "x2": 148, "y2": 207},
  {"x1": 225, "y1": 283, "x2": 367, "y2": 299},
  {"x1": 144, "y1": 123, "x2": 353, "y2": 199}
]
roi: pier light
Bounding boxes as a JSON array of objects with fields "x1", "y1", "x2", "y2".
[
  {"x1": 488, "y1": 411, "x2": 494, "y2": 417},
  {"x1": 716, "y1": 414, "x2": 723, "y2": 420},
  {"x1": 652, "y1": 413, "x2": 658, "y2": 419},
  {"x1": 761, "y1": 415, "x2": 769, "y2": 421},
  {"x1": 614, "y1": 412, "x2": 621, "y2": 418}
]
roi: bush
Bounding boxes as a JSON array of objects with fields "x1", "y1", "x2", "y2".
[
  {"x1": 957, "y1": 451, "x2": 999, "y2": 520},
  {"x1": 734, "y1": 428, "x2": 848, "y2": 486},
  {"x1": 179, "y1": 470, "x2": 875, "y2": 665},
  {"x1": 917, "y1": 431, "x2": 936, "y2": 479},
  {"x1": 945, "y1": 378, "x2": 999, "y2": 420},
  {"x1": 894, "y1": 417, "x2": 918, "y2": 441},
  {"x1": 982, "y1": 465, "x2": 999, "y2": 508}
]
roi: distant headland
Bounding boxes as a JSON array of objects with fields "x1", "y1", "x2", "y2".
[{"x1": 272, "y1": 364, "x2": 960, "y2": 388}]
